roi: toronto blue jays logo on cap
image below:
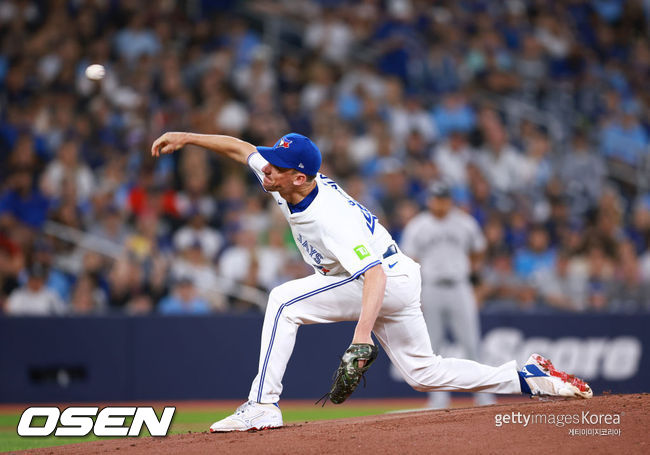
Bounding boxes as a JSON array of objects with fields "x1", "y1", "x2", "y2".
[{"x1": 256, "y1": 133, "x2": 322, "y2": 175}]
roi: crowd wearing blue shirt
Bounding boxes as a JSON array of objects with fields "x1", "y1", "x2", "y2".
[{"x1": 0, "y1": 0, "x2": 649, "y2": 315}]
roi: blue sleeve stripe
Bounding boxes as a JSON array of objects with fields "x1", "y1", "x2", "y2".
[{"x1": 352, "y1": 260, "x2": 382, "y2": 279}]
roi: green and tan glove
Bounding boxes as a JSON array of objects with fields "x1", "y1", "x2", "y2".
[{"x1": 317, "y1": 343, "x2": 379, "y2": 405}]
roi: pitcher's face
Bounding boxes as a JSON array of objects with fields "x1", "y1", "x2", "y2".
[{"x1": 261, "y1": 163, "x2": 298, "y2": 192}]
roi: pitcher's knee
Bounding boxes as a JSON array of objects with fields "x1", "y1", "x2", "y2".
[
  {"x1": 268, "y1": 282, "x2": 297, "y2": 305},
  {"x1": 413, "y1": 386, "x2": 428, "y2": 392},
  {"x1": 395, "y1": 371, "x2": 431, "y2": 392},
  {"x1": 266, "y1": 287, "x2": 300, "y2": 323},
  {"x1": 406, "y1": 377, "x2": 431, "y2": 392},
  {"x1": 265, "y1": 287, "x2": 286, "y2": 316},
  {"x1": 267, "y1": 287, "x2": 281, "y2": 305},
  {"x1": 401, "y1": 379, "x2": 429, "y2": 393},
  {"x1": 397, "y1": 357, "x2": 443, "y2": 391}
]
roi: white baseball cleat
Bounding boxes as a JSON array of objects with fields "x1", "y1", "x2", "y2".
[
  {"x1": 521, "y1": 353, "x2": 593, "y2": 399},
  {"x1": 209, "y1": 401, "x2": 283, "y2": 432}
]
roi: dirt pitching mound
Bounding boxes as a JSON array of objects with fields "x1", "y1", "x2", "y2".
[{"x1": 20, "y1": 394, "x2": 649, "y2": 454}]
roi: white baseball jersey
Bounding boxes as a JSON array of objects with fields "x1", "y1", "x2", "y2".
[
  {"x1": 248, "y1": 152, "x2": 395, "y2": 278},
  {"x1": 400, "y1": 208, "x2": 485, "y2": 282}
]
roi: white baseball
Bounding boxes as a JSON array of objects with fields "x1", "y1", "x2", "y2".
[{"x1": 85, "y1": 64, "x2": 105, "y2": 81}]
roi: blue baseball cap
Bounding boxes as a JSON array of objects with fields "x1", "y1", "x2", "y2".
[{"x1": 257, "y1": 133, "x2": 321, "y2": 176}]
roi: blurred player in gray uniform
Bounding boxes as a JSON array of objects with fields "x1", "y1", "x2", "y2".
[{"x1": 400, "y1": 181, "x2": 494, "y2": 409}]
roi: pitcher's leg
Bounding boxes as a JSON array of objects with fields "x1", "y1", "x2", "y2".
[
  {"x1": 248, "y1": 273, "x2": 363, "y2": 403},
  {"x1": 373, "y1": 304, "x2": 521, "y2": 394},
  {"x1": 248, "y1": 285, "x2": 300, "y2": 404}
]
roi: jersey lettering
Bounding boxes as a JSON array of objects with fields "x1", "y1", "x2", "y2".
[
  {"x1": 355, "y1": 202, "x2": 376, "y2": 234},
  {"x1": 297, "y1": 234, "x2": 324, "y2": 264},
  {"x1": 319, "y1": 175, "x2": 377, "y2": 234}
]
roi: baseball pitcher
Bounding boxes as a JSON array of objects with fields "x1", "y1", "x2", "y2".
[{"x1": 151, "y1": 132, "x2": 592, "y2": 432}]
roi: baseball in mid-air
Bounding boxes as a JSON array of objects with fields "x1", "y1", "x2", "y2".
[{"x1": 85, "y1": 64, "x2": 105, "y2": 80}]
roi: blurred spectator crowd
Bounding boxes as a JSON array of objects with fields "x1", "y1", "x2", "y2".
[{"x1": 1, "y1": 0, "x2": 649, "y2": 316}]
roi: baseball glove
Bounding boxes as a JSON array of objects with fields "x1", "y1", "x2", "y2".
[{"x1": 316, "y1": 343, "x2": 379, "y2": 406}]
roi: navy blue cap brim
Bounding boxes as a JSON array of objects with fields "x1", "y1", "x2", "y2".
[{"x1": 257, "y1": 146, "x2": 296, "y2": 170}]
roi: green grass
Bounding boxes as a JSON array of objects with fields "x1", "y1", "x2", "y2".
[{"x1": 0, "y1": 402, "x2": 415, "y2": 452}]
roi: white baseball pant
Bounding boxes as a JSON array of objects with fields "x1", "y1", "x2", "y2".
[{"x1": 248, "y1": 255, "x2": 521, "y2": 403}]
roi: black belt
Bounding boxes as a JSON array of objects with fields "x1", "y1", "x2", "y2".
[{"x1": 382, "y1": 244, "x2": 398, "y2": 259}]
